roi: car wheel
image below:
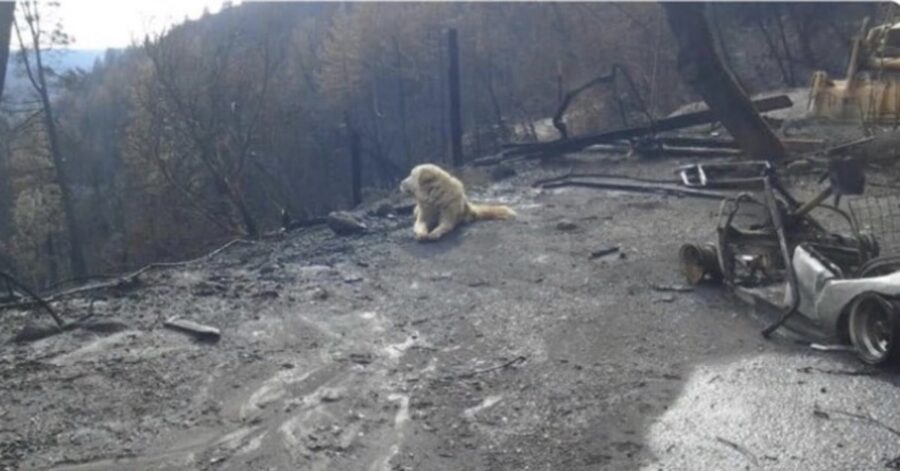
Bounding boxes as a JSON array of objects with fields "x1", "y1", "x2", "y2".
[{"x1": 848, "y1": 293, "x2": 900, "y2": 366}]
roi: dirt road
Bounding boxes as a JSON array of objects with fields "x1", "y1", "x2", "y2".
[{"x1": 2, "y1": 157, "x2": 899, "y2": 471}]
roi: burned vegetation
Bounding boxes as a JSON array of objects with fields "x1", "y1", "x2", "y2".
[{"x1": 3, "y1": 2, "x2": 900, "y2": 471}]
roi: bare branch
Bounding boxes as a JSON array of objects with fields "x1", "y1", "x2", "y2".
[{"x1": 12, "y1": 17, "x2": 42, "y2": 94}]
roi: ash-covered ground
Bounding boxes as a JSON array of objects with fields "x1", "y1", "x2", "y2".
[{"x1": 3, "y1": 152, "x2": 900, "y2": 471}]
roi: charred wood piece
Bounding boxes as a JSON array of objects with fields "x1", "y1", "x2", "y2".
[{"x1": 505, "y1": 95, "x2": 792, "y2": 159}]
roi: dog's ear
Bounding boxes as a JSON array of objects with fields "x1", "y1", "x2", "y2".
[{"x1": 417, "y1": 169, "x2": 438, "y2": 187}]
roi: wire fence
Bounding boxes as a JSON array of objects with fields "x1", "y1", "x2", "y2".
[{"x1": 849, "y1": 194, "x2": 900, "y2": 256}]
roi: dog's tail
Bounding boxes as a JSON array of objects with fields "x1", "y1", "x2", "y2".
[{"x1": 467, "y1": 202, "x2": 516, "y2": 221}]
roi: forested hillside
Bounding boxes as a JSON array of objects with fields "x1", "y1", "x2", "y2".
[{"x1": 0, "y1": 2, "x2": 886, "y2": 287}]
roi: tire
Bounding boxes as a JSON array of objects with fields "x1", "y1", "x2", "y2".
[
  {"x1": 857, "y1": 255, "x2": 900, "y2": 278},
  {"x1": 848, "y1": 293, "x2": 900, "y2": 366}
]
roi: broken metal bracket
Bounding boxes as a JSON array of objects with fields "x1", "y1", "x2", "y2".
[{"x1": 678, "y1": 161, "x2": 772, "y2": 189}]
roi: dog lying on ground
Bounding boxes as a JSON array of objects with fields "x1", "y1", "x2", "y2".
[{"x1": 399, "y1": 164, "x2": 516, "y2": 241}]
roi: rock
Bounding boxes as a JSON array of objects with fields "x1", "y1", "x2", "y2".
[
  {"x1": 490, "y1": 164, "x2": 517, "y2": 181},
  {"x1": 163, "y1": 318, "x2": 221, "y2": 342},
  {"x1": 307, "y1": 286, "x2": 330, "y2": 301},
  {"x1": 320, "y1": 387, "x2": 344, "y2": 403},
  {"x1": 429, "y1": 272, "x2": 453, "y2": 281},
  {"x1": 589, "y1": 246, "x2": 620, "y2": 259},
  {"x1": 556, "y1": 220, "x2": 578, "y2": 231},
  {"x1": 327, "y1": 211, "x2": 367, "y2": 236},
  {"x1": 343, "y1": 274, "x2": 363, "y2": 283},
  {"x1": 348, "y1": 353, "x2": 374, "y2": 364}
]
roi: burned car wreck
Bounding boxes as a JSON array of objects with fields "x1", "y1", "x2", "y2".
[{"x1": 681, "y1": 158, "x2": 900, "y2": 365}]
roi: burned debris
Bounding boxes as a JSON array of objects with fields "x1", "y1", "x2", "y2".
[
  {"x1": 326, "y1": 211, "x2": 369, "y2": 236},
  {"x1": 498, "y1": 95, "x2": 794, "y2": 162},
  {"x1": 809, "y1": 19, "x2": 900, "y2": 123},
  {"x1": 163, "y1": 317, "x2": 222, "y2": 342},
  {"x1": 504, "y1": 12, "x2": 900, "y2": 368},
  {"x1": 4, "y1": 3, "x2": 900, "y2": 471}
]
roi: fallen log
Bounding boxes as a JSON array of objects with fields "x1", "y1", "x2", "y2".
[
  {"x1": 0, "y1": 271, "x2": 63, "y2": 326},
  {"x1": 655, "y1": 136, "x2": 820, "y2": 152},
  {"x1": 537, "y1": 176, "x2": 733, "y2": 200},
  {"x1": 581, "y1": 136, "x2": 820, "y2": 153},
  {"x1": 534, "y1": 172, "x2": 682, "y2": 187},
  {"x1": 0, "y1": 239, "x2": 254, "y2": 311},
  {"x1": 504, "y1": 94, "x2": 793, "y2": 158},
  {"x1": 823, "y1": 136, "x2": 876, "y2": 156},
  {"x1": 578, "y1": 136, "x2": 819, "y2": 156},
  {"x1": 635, "y1": 144, "x2": 743, "y2": 158},
  {"x1": 657, "y1": 136, "x2": 742, "y2": 149},
  {"x1": 164, "y1": 318, "x2": 221, "y2": 342},
  {"x1": 474, "y1": 130, "x2": 814, "y2": 167},
  {"x1": 475, "y1": 141, "x2": 742, "y2": 164}
]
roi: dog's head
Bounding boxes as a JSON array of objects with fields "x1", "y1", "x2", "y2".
[{"x1": 399, "y1": 164, "x2": 442, "y2": 198}]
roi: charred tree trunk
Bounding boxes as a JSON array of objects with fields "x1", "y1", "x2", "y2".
[
  {"x1": 0, "y1": 2, "x2": 13, "y2": 100},
  {"x1": 753, "y1": 6, "x2": 795, "y2": 87},
  {"x1": 447, "y1": 28, "x2": 463, "y2": 167},
  {"x1": 15, "y1": 14, "x2": 89, "y2": 278},
  {"x1": 44, "y1": 234, "x2": 57, "y2": 287},
  {"x1": 790, "y1": 6, "x2": 819, "y2": 70},
  {"x1": 228, "y1": 184, "x2": 259, "y2": 238},
  {"x1": 552, "y1": 65, "x2": 651, "y2": 141},
  {"x1": 485, "y1": 66, "x2": 505, "y2": 128},
  {"x1": 349, "y1": 127, "x2": 362, "y2": 207},
  {"x1": 482, "y1": 32, "x2": 505, "y2": 128},
  {"x1": 552, "y1": 73, "x2": 619, "y2": 140},
  {"x1": 710, "y1": 4, "x2": 736, "y2": 73},
  {"x1": 774, "y1": 6, "x2": 796, "y2": 86},
  {"x1": 436, "y1": 31, "x2": 448, "y2": 164},
  {"x1": 662, "y1": 3, "x2": 786, "y2": 162},
  {"x1": 392, "y1": 37, "x2": 411, "y2": 167}
]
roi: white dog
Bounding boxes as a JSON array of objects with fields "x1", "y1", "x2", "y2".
[{"x1": 399, "y1": 164, "x2": 516, "y2": 241}]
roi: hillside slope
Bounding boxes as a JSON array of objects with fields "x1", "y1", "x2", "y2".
[{"x1": 2, "y1": 156, "x2": 899, "y2": 470}]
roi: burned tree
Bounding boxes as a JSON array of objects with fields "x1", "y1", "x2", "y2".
[
  {"x1": 0, "y1": 2, "x2": 13, "y2": 99},
  {"x1": 551, "y1": 64, "x2": 651, "y2": 140},
  {"x1": 448, "y1": 28, "x2": 463, "y2": 167},
  {"x1": 13, "y1": 0, "x2": 88, "y2": 278},
  {"x1": 135, "y1": 23, "x2": 283, "y2": 238},
  {"x1": 662, "y1": 3, "x2": 786, "y2": 162}
]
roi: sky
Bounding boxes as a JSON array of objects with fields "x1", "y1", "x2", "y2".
[{"x1": 22, "y1": 0, "x2": 241, "y2": 50}]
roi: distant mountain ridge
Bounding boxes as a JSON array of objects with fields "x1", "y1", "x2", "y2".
[
  {"x1": 55, "y1": 48, "x2": 110, "y2": 71},
  {"x1": 3, "y1": 48, "x2": 113, "y2": 99}
]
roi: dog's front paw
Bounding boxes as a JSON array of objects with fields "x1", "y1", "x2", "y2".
[{"x1": 413, "y1": 225, "x2": 429, "y2": 240}]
